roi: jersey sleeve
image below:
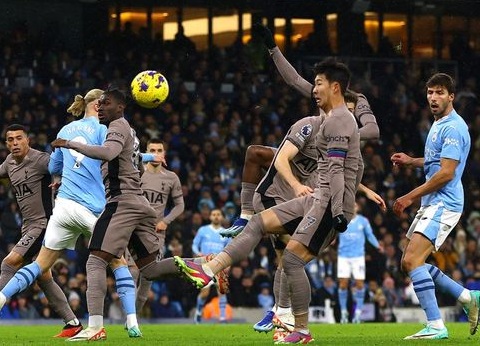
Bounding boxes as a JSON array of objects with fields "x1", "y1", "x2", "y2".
[
  {"x1": 440, "y1": 126, "x2": 464, "y2": 162},
  {"x1": 68, "y1": 120, "x2": 126, "y2": 161},
  {"x1": 286, "y1": 117, "x2": 315, "y2": 150},
  {"x1": 269, "y1": 46, "x2": 313, "y2": 98},
  {"x1": 355, "y1": 93, "x2": 379, "y2": 140},
  {"x1": 48, "y1": 148, "x2": 64, "y2": 175}
]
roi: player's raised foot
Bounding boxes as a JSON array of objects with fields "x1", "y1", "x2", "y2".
[
  {"x1": 67, "y1": 327, "x2": 107, "y2": 342},
  {"x1": 253, "y1": 310, "x2": 275, "y2": 333},
  {"x1": 275, "y1": 331, "x2": 314, "y2": 344},
  {"x1": 205, "y1": 254, "x2": 230, "y2": 294},
  {"x1": 220, "y1": 217, "x2": 249, "y2": 238},
  {"x1": 174, "y1": 256, "x2": 212, "y2": 289},
  {"x1": 463, "y1": 290, "x2": 480, "y2": 335},
  {"x1": 273, "y1": 311, "x2": 295, "y2": 332},
  {"x1": 403, "y1": 325, "x2": 448, "y2": 340},
  {"x1": 127, "y1": 325, "x2": 142, "y2": 338},
  {"x1": 53, "y1": 323, "x2": 83, "y2": 338},
  {"x1": 273, "y1": 328, "x2": 289, "y2": 343}
]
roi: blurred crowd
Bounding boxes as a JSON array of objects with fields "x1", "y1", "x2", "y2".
[{"x1": 1, "y1": 23, "x2": 480, "y2": 323}]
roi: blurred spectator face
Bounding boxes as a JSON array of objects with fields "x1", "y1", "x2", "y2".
[
  {"x1": 231, "y1": 266, "x2": 243, "y2": 279},
  {"x1": 210, "y1": 209, "x2": 224, "y2": 226}
]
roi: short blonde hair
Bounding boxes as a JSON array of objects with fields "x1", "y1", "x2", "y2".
[{"x1": 66, "y1": 88, "x2": 103, "y2": 117}]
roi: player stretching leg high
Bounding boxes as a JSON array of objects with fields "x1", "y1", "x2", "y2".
[{"x1": 175, "y1": 58, "x2": 361, "y2": 344}]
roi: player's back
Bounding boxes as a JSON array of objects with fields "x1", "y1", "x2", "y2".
[
  {"x1": 256, "y1": 115, "x2": 324, "y2": 202},
  {"x1": 0, "y1": 148, "x2": 52, "y2": 226},
  {"x1": 50, "y1": 117, "x2": 107, "y2": 215},
  {"x1": 102, "y1": 117, "x2": 142, "y2": 199}
]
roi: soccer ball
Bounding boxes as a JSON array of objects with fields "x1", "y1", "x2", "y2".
[{"x1": 130, "y1": 70, "x2": 169, "y2": 108}]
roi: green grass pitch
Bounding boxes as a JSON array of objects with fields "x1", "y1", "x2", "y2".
[{"x1": 0, "y1": 323, "x2": 479, "y2": 345}]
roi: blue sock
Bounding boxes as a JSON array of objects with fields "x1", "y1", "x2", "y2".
[
  {"x1": 338, "y1": 288, "x2": 348, "y2": 311},
  {"x1": 2, "y1": 262, "x2": 41, "y2": 299},
  {"x1": 354, "y1": 287, "x2": 366, "y2": 311},
  {"x1": 410, "y1": 265, "x2": 441, "y2": 321},
  {"x1": 426, "y1": 263, "x2": 463, "y2": 300},
  {"x1": 113, "y1": 265, "x2": 137, "y2": 315},
  {"x1": 219, "y1": 294, "x2": 227, "y2": 320},
  {"x1": 196, "y1": 295, "x2": 206, "y2": 313}
]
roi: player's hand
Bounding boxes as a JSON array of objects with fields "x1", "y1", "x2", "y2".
[
  {"x1": 153, "y1": 154, "x2": 167, "y2": 166},
  {"x1": 253, "y1": 23, "x2": 276, "y2": 49},
  {"x1": 51, "y1": 138, "x2": 69, "y2": 148},
  {"x1": 391, "y1": 152, "x2": 412, "y2": 167},
  {"x1": 49, "y1": 181, "x2": 61, "y2": 191},
  {"x1": 155, "y1": 221, "x2": 168, "y2": 232},
  {"x1": 333, "y1": 214, "x2": 348, "y2": 233},
  {"x1": 393, "y1": 195, "x2": 413, "y2": 216},
  {"x1": 364, "y1": 189, "x2": 387, "y2": 212},
  {"x1": 293, "y1": 183, "x2": 314, "y2": 197},
  {"x1": 378, "y1": 244, "x2": 385, "y2": 254}
]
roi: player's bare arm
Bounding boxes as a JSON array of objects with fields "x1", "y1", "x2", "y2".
[
  {"x1": 274, "y1": 140, "x2": 313, "y2": 197},
  {"x1": 391, "y1": 152, "x2": 425, "y2": 168},
  {"x1": 393, "y1": 158, "x2": 458, "y2": 216},
  {"x1": 358, "y1": 183, "x2": 386, "y2": 211}
]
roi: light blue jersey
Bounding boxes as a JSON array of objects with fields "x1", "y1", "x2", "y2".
[
  {"x1": 192, "y1": 224, "x2": 229, "y2": 255},
  {"x1": 338, "y1": 214, "x2": 379, "y2": 258},
  {"x1": 422, "y1": 110, "x2": 471, "y2": 212},
  {"x1": 49, "y1": 116, "x2": 107, "y2": 215}
]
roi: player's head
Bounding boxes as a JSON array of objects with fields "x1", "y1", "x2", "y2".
[
  {"x1": 67, "y1": 89, "x2": 103, "y2": 117},
  {"x1": 5, "y1": 124, "x2": 30, "y2": 160},
  {"x1": 98, "y1": 86, "x2": 127, "y2": 124},
  {"x1": 210, "y1": 208, "x2": 224, "y2": 226},
  {"x1": 344, "y1": 89, "x2": 358, "y2": 113},
  {"x1": 146, "y1": 138, "x2": 165, "y2": 167},
  {"x1": 312, "y1": 57, "x2": 351, "y2": 111},
  {"x1": 426, "y1": 73, "x2": 455, "y2": 119}
]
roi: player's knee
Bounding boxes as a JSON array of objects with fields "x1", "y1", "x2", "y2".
[
  {"x1": 282, "y1": 249, "x2": 306, "y2": 274},
  {"x1": 2, "y1": 252, "x2": 22, "y2": 268},
  {"x1": 401, "y1": 255, "x2": 415, "y2": 273},
  {"x1": 245, "y1": 145, "x2": 262, "y2": 164}
]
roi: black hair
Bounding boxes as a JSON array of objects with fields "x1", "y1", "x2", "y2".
[
  {"x1": 312, "y1": 57, "x2": 351, "y2": 95},
  {"x1": 104, "y1": 85, "x2": 127, "y2": 106},
  {"x1": 5, "y1": 124, "x2": 27, "y2": 134}
]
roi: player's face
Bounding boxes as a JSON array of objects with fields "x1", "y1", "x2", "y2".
[
  {"x1": 427, "y1": 85, "x2": 454, "y2": 118},
  {"x1": 6, "y1": 130, "x2": 29, "y2": 160},
  {"x1": 147, "y1": 143, "x2": 165, "y2": 167},
  {"x1": 312, "y1": 74, "x2": 331, "y2": 112},
  {"x1": 210, "y1": 210, "x2": 223, "y2": 225},
  {"x1": 97, "y1": 94, "x2": 123, "y2": 124}
]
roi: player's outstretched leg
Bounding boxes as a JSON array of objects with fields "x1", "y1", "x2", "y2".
[
  {"x1": 174, "y1": 256, "x2": 212, "y2": 289},
  {"x1": 205, "y1": 254, "x2": 230, "y2": 294}
]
